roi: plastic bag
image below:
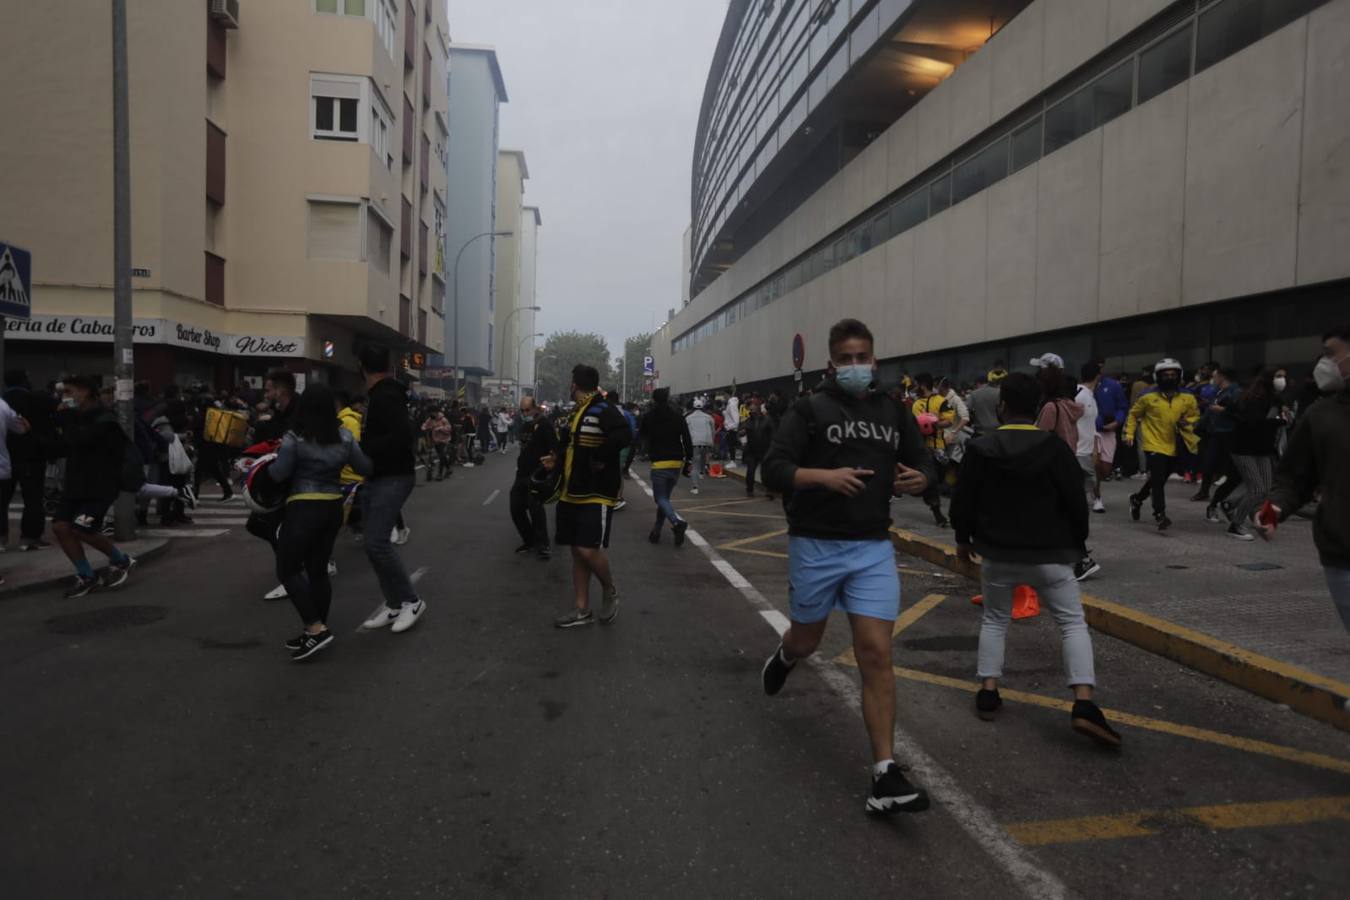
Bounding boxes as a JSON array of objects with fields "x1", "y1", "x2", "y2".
[{"x1": 167, "y1": 436, "x2": 194, "y2": 475}]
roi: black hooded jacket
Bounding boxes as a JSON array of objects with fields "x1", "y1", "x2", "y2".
[{"x1": 949, "y1": 424, "x2": 1088, "y2": 564}]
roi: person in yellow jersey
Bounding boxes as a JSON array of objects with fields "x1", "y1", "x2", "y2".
[
  {"x1": 911, "y1": 372, "x2": 954, "y2": 527},
  {"x1": 1124, "y1": 358, "x2": 1199, "y2": 530},
  {"x1": 541, "y1": 364, "x2": 633, "y2": 628}
]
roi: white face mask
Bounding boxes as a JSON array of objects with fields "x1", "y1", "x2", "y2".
[
  {"x1": 1313, "y1": 356, "x2": 1346, "y2": 393},
  {"x1": 61, "y1": 397, "x2": 78, "y2": 409},
  {"x1": 1272, "y1": 376, "x2": 1287, "y2": 393}
]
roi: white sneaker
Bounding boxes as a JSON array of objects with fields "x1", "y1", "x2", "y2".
[
  {"x1": 391, "y1": 599, "x2": 426, "y2": 633},
  {"x1": 690, "y1": 487, "x2": 700, "y2": 495},
  {"x1": 362, "y1": 603, "x2": 400, "y2": 629},
  {"x1": 263, "y1": 583, "x2": 288, "y2": 601},
  {"x1": 1092, "y1": 497, "x2": 1106, "y2": 513},
  {"x1": 327, "y1": 560, "x2": 338, "y2": 577},
  {"x1": 463, "y1": 461, "x2": 475, "y2": 468},
  {"x1": 391, "y1": 526, "x2": 411, "y2": 546}
]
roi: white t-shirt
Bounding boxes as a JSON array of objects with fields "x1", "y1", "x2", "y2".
[
  {"x1": 723, "y1": 397, "x2": 740, "y2": 430},
  {"x1": 1074, "y1": 385, "x2": 1099, "y2": 458}
]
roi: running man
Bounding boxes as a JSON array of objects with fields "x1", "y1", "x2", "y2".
[
  {"x1": 1124, "y1": 358, "x2": 1199, "y2": 530},
  {"x1": 543, "y1": 365, "x2": 631, "y2": 628},
  {"x1": 759, "y1": 318, "x2": 936, "y2": 815}
]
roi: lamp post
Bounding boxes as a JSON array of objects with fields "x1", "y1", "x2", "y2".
[
  {"x1": 516, "y1": 332, "x2": 543, "y2": 401},
  {"x1": 496, "y1": 304, "x2": 541, "y2": 402},
  {"x1": 451, "y1": 229, "x2": 512, "y2": 404}
]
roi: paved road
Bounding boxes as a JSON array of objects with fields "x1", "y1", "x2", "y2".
[{"x1": 1, "y1": 454, "x2": 1346, "y2": 899}]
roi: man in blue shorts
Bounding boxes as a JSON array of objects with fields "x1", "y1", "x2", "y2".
[{"x1": 760, "y1": 319, "x2": 935, "y2": 815}]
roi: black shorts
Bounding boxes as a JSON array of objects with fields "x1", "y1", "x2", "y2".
[
  {"x1": 53, "y1": 498, "x2": 113, "y2": 533},
  {"x1": 555, "y1": 501, "x2": 613, "y2": 549}
]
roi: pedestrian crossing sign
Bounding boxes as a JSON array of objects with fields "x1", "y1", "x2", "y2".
[{"x1": 0, "y1": 241, "x2": 33, "y2": 319}]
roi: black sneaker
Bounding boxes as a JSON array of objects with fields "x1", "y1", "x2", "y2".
[
  {"x1": 672, "y1": 519, "x2": 688, "y2": 547},
  {"x1": 536, "y1": 545, "x2": 552, "y2": 561},
  {"x1": 1154, "y1": 512, "x2": 1172, "y2": 531},
  {"x1": 63, "y1": 574, "x2": 103, "y2": 599},
  {"x1": 284, "y1": 633, "x2": 306, "y2": 651},
  {"x1": 291, "y1": 630, "x2": 334, "y2": 662},
  {"x1": 1129, "y1": 493, "x2": 1143, "y2": 521},
  {"x1": 1190, "y1": 490, "x2": 1209, "y2": 502},
  {"x1": 104, "y1": 556, "x2": 138, "y2": 590},
  {"x1": 761, "y1": 643, "x2": 796, "y2": 696},
  {"x1": 931, "y1": 507, "x2": 949, "y2": 527},
  {"x1": 1071, "y1": 699, "x2": 1122, "y2": 747},
  {"x1": 22, "y1": 538, "x2": 52, "y2": 551},
  {"x1": 975, "y1": 688, "x2": 1002, "y2": 721},
  {"x1": 553, "y1": 609, "x2": 594, "y2": 629},
  {"x1": 866, "y1": 763, "x2": 930, "y2": 815},
  {"x1": 514, "y1": 543, "x2": 534, "y2": 554},
  {"x1": 178, "y1": 484, "x2": 198, "y2": 510},
  {"x1": 1074, "y1": 557, "x2": 1101, "y2": 581},
  {"x1": 648, "y1": 526, "x2": 661, "y2": 545}
]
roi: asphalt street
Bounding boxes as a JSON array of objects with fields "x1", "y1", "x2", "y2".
[{"x1": 1, "y1": 452, "x2": 1346, "y2": 899}]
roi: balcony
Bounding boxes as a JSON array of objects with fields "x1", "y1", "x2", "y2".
[
  {"x1": 422, "y1": 46, "x2": 431, "y2": 107},
  {"x1": 207, "y1": 20, "x2": 226, "y2": 79},
  {"x1": 206, "y1": 121, "x2": 226, "y2": 205},
  {"x1": 401, "y1": 197, "x2": 412, "y2": 258},
  {"x1": 402, "y1": 97, "x2": 414, "y2": 164},
  {"x1": 404, "y1": 0, "x2": 416, "y2": 69},
  {"x1": 399, "y1": 294, "x2": 412, "y2": 335},
  {"x1": 204, "y1": 252, "x2": 225, "y2": 307},
  {"x1": 419, "y1": 134, "x2": 429, "y2": 189},
  {"x1": 419, "y1": 222, "x2": 428, "y2": 276}
]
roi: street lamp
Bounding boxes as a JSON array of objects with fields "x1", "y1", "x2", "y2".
[
  {"x1": 452, "y1": 229, "x2": 513, "y2": 404},
  {"x1": 497, "y1": 304, "x2": 541, "y2": 401},
  {"x1": 516, "y1": 332, "x2": 544, "y2": 401}
]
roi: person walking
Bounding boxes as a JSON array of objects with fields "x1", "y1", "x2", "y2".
[
  {"x1": 639, "y1": 387, "x2": 693, "y2": 546},
  {"x1": 967, "y1": 372, "x2": 1002, "y2": 439},
  {"x1": 250, "y1": 371, "x2": 298, "y2": 600},
  {"x1": 494, "y1": 407, "x2": 511, "y2": 455},
  {"x1": 1092, "y1": 360, "x2": 1128, "y2": 485},
  {"x1": 740, "y1": 396, "x2": 775, "y2": 499},
  {"x1": 356, "y1": 345, "x2": 426, "y2": 634},
  {"x1": 1072, "y1": 363, "x2": 1103, "y2": 579},
  {"x1": 1221, "y1": 371, "x2": 1280, "y2": 541},
  {"x1": 910, "y1": 373, "x2": 952, "y2": 527},
  {"x1": 1124, "y1": 359, "x2": 1199, "y2": 531},
  {"x1": 1259, "y1": 326, "x2": 1350, "y2": 629},
  {"x1": 543, "y1": 364, "x2": 630, "y2": 628},
  {"x1": 1198, "y1": 367, "x2": 1242, "y2": 523},
  {"x1": 759, "y1": 318, "x2": 936, "y2": 816},
  {"x1": 266, "y1": 383, "x2": 372, "y2": 661},
  {"x1": 422, "y1": 406, "x2": 453, "y2": 480},
  {"x1": 477, "y1": 404, "x2": 493, "y2": 455},
  {"x1": 50, "y1": 376, "x2": 137, "y2": 598},
  {"x1": 723, "y1": 391, "x2": 741, "y2": 466},
  {"x1": 684, "y1": 398, "x2": 715, "y2": 495},
  {"x1": 510, "y1": 396, "x2": 557, "y2": 560},
  {"x1": 950, "y1": 372, "x2": 1121, "y2": 746},
  {"x1": 1, "y1": 369, "x2": 53, "y2": 551}
]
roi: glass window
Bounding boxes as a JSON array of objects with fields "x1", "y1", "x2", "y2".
[
  {"x1": 1196, "y1": 0, "x2": 1319, "y2": 73},
  {"x1": 929, "y1": 172, "x2": 951, "y2": 215},
  {"x1": 1091, "y1": 60, "x2": 1133, "y2": 129},
  {"x1": 316, "y1": 0, "x2": 338, "y2": 11},
  {"x1": 1138, "y1": 23, "x2": 1193, "y2": 103},
  {"x1": 868, "y1": 210, "x2": 890, "y2": 248},
  {"x1": 891, "y1": 190, "x2": 926, "y2": 234},
  {"x1": 1010, "y1": 117, "x2": 1041, "y2": 172},
  {"x1": 952, "y1": 135, "x2": 1009, "y2": 205},
  {"x1": 314, "y1": 96, "x2": 359, "y2": 141},
  {"x1": 1044, "y1": 59, "x2": 1132, "y2": 155}
]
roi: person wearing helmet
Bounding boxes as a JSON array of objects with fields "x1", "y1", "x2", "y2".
[
  {"x1": 1124, "y1": 359, "x2": 1200, "y2": 530},
  {"x1": 684, "y1": 397, "x2": 715, "y2": 495}
]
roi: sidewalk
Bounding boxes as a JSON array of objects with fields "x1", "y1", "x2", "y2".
[{"x1": 0, "y1": 536, "x2": 171, "y2": 597}]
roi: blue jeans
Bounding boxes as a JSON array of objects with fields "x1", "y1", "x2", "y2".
[
  {"x1": 650, "y1": 468, "x2": 682, "y2": 528},
  {"x1": 361, "y1": 474, "x2": 417, "y2": 610}
]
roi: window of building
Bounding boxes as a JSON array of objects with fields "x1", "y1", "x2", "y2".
[
  {"x1": 1010, "y1": 116, "x2": 1042, "y2": 173},
  {"x1": 1138, "y1": 22, "x2": 1193, "y2": 103},
  {"x1": 307, "y1": 200, "x2": 362, "y2": 259},
  {"x1": 314, "y1": 96, "x2": 358, "y2": 141},
  {"x1": 367, "y1": 207, "x2": 392, "y2": 273},
  {"x1": 928, "y1": 173, "x2": 951, "y2": 215},
  {"x1": 891, "y1": 189, "x2": 927, "y2": 235},
  {"x1": 1045, "y1": 60, "x2": 1133, "y2": 153},
  {"x1": 316, "y1": 0, "x2": 364, "y2": 13},
  {"x1": 370, "y1": 104, "x2": 392, "y2": 168},
  {"x1": 1195, "y1": 0, "x2": 1321, "y2": 73},
  {"x1": 373, "y1": 0, "x2": 397, "y2": 60},
  {"x1": 952, "y1": 135, "x2": 1010, "y2": 206}
]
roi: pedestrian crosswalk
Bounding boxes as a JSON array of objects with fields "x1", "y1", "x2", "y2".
[{"x1": 137, "y1": 494, "x2": 249, "y2": 538}]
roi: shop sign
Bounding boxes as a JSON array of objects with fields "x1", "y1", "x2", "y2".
[{"x1": 5, "y1": 314, "x2": 306, "y2": 358}]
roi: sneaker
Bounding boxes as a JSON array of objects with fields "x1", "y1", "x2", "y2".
[
  {"x1": 1071, "y1": 699, "x2": 1123, "y2": 748},
  {"x1": 361, "y1": 603, "x2": 400, "y2": 629},
  {"x1": 1074, "y1": 557, "x2": 1102, "y2": 581},
  {"x1": 263, "y1": 583, "x2": 289, "y2": 601},
  {"x1": 689, "y1": 487, "x2": 700, "y2": 495},
  {"x1": 975, "y1": 688, "x2": 1002, "y2": 721},
  {"x1": 613, "y1": 500, "x2": 627, "y2": 512},
  {"x1": 391, "y1": 527, "x2": 411, "y2": 546},
  {"x1": 648, "y1": 527, "x2": 661, "y2": 545},
  {"x1": 761, "y1": 643, "x2": 796, "y2": 696},
  {"x1": 178, "y1": 484, "x2": 198, "y2": 510},
  {"x1": 931, "y1": 508, "x2": 950, "y2": 528},
  {"x1": 536, "y1": 545, "x2": 552, "y2": 561},
  {"x1": 1227, "y1": 523, "x2": 1255, "y2": 541},
  {"x1": 866, "y1": 763, "x2": 930, "y2": 815},
  {"x1": 327, "y1": 560, "x2": 338, "y2": 577},
  {"x1": 1092, "y1": 497, "x2": 1106, "y2": 514},
  {"x1": 1155, "y1": 512, "x2": 1172, "y2": 531},
  {"x1": 462, "y1": 461, "x2": 475, "y2": 468},
  {"x1": 103, "y1": 556, "x2": 138, "y2": 589},
  {"x1": 291, "y1": 629, "x2": 334, "y2": 662},
  {"x1": 390, "y1": 599, "x2": 426, "y2": 634},
  {"x1": 672, "y1": 519, "x2": 688, "y2": 547},
  {"x1": 221, "y1": 486, "x2": 235, "y2": 502},
  {"x1": 553, "y1": 608, "x2": 594, "y2": 629},
  {"x1": 1129, "y1": 493, "x2": 1143, "y2": 521},
  {"x1": 1190, "y1": 489, "x2": 1209, "y2": 502},
  {"x1": 63, "y1": 574, "x2": 103, "y2": 599},
  {"x1": 1205, "y1": 505, "x2": 1223, "y2": 524},
  {"x1": 22, "y1": 538, "x2": 52, "y2": 551},
  {"x1": 514, "y1": 543, "x2": 535, "y2": 554},
  {"x1": 598, "y1": 586, "x2": 620, "y2": 624},
  {"x1": 283, "y1": 633, "x2": 306, "y2": 651}
]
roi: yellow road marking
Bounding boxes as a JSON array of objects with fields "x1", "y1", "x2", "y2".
[
  {"x1": 684, "y1": 509, "x2": 787, "y2": 520},
  {"x1": 894, "y1": 594, "x2": 947, "y2": 637},
  {"x1": 1005, "y1": 795, "x2": 1350, "y2": 846},
  {"x1": 679, "y1": 498, "x2": 759, "y2": 512},
  {"x1": 717, "y1": 528, "x2": 789, "y2": 551},
  {"x1": 722, "y1": 547, "x2": 789, "y2": 560}
]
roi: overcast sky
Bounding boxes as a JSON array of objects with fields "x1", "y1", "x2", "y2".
[{"x1": 446, "y1": 0, "x2": 727, "y2": 360}]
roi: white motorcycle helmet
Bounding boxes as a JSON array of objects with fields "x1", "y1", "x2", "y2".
[
  {"x1": 241, "y1": 452, "x2": 288, "y2": 515},
  {"x1": 1154, "y1": 358, "x2": 1184, "y2": 378}
]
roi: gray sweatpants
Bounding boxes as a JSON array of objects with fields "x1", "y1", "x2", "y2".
[{"x1": 977, "y1": 559, "x2": 1096, "y2": 687}]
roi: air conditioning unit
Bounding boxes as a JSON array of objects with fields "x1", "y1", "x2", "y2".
[{"x1": 210, "y1": 0, "x2": 240, "y2": 29}]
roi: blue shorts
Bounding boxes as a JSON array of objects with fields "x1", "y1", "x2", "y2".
[{"x1": 788, "y1": 537, "x2": 900, "y2": 624}]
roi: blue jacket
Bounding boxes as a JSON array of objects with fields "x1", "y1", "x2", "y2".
[{"x1": 1094, "y1": 377, "x2": 1127, "y2": 431}]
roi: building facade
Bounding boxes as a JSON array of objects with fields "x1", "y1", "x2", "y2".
[
  {"x1": 441, "y1": 44, "x2": 508, "y2": 399},
  {"x1": 0, "y1": 0, "x2": 449, "y2": 392},
  {"x1": 484, "y1": 150, "x2": 533, "y2": 403},
  {"x1": 516, "y1": 206, "x2": 542, "y2": 398},
  {"x1": 654, "y1": 0, "x2": 1350, "y2": 397}
]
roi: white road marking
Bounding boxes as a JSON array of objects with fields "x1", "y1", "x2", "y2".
[
  {"x1": 483, "y1": 489, "x2": 500, "y2": 507},
  {"x1": 180, "y1": 517, "x2": 250, "y2": 524},
  {"x1": 136, "y1": 529, "x2": 230, "y2": 538},
  {"x1": 630, "y1": 475, "x2": 1067, "y2": 900}
]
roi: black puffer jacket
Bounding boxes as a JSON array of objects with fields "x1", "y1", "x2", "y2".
[{"x1": 54, "y1": 405, "x2": 125, "y2": 501}]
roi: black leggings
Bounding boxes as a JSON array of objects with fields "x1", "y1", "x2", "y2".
[
  {"x1": 1136, "y1": 452, "x2": 1174, "y2": 515},
  {"x1": 276, "y1": 499, "x2": 343, "y2": 626}
]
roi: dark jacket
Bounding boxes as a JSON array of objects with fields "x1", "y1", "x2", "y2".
[
  {"x1": 270, "y1": 428, "x2": 371, "y2": 496},
  {"x1": 253, "y1": 397, "x2": 296, "y2": 444},
  {"x1": 950, "y1": 425, "x2": 1088, "y2": 564},
  {"x1": 1230, "y1": 391, "x2": 1279, "y2": 457},
  {"x1": 361, "y1": 377, "x2": 416, "y2": 478},
  {"x1": 741, "y1": 409, "x2": 775, "y2": 458},
  {"x1": 1268, "y1": 390, "x2": 1350, "y2": 567},
  {"x1": 2, "y1": 386, "x2": 55, "y2": 466},
  {"x1": 559, "y1": 392, "x2": 631, "y2": 504},
  {"x1": 761, "y1": 382, "x2": 934, "y2": 541},
  {"x1": 639, "y1": 403, "x2": 693, "y2": 466},
  {"x1": 54, "y1": 405, "x2": 126, "y2": 501},
  {"x1": 516, "y1": 414, "x2": 558, "y2": 477}
]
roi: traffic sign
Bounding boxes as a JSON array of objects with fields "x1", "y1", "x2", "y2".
[
  {"x1": 0, "y1": 241, "x2": 33, "y2": 320},
  {"x1": 643, "y1": 355, "x2": 655, "y2": 376},
  {"x1": 791, "y1": 333, "x2": 804, "y2": 369}
]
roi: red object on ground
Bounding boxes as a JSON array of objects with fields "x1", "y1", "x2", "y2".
[{"x1": 970, "y1": 586, "x2": 1041, "y2": 619}]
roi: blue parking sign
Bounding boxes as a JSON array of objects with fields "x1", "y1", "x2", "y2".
[{"x1": 0, "y1": 241, "x2": 32, "y2": 320}]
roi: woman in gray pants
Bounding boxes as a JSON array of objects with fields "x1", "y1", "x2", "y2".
[{"x1": 1223, "y1": 372, "x2": 1281, "y2": 541}]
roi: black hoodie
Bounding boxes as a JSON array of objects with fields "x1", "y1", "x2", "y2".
[
  {"x1": 361, "y1": 377, "x2": 416, "y2": 478},
  {"x1": 949, "y1": 424, "x2": 1088, "y2": 564},
  {"x1": 762, "y1": 381, "x2": 934, "y2": 541}
]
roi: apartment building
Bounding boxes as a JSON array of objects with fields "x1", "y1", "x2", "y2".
[
  {"x1": 0, "y1": 0, "x2": 448, "y2": 391},
  {"x1": 484, "y1": 151, "x2": 541, "y2": 403}
]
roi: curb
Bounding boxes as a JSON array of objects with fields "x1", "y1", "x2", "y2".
[
  {"x1": 0, "y1": 538, "x2": 173, "y2": 600},
  {"x1": 721, "y1": 463, "x2": 1350, "y2": 732}
]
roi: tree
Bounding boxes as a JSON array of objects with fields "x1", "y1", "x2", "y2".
[
  {"x1": 534, "y1": 331, "x2": 612, "y2": 404},
  {"x1": 619, "y1": 331, "x2": 653, "y2": 403}
]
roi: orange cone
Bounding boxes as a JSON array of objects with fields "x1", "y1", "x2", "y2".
[
  {"x1": 1012, "y1": 585, "x2": 1041, "y2": 619},
  {"x1": 709, "y1": 461, "x2": 725, "y2": 478}
]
